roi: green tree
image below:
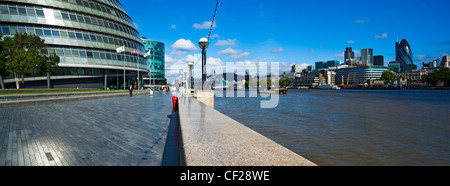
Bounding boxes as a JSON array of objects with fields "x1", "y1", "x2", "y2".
[
  {"x1": 2, "y1": 32, "x2": 56, "y2": 89},
  {"x1": 36, "y1": 50, "x2": 60, "y2": 88},
  {"x1": 0, "y1": 33, "x2": 8, "y2": 89},
  {"x1": 279, "y1": 78, "x2": 291, "y2": 87},
  {"x1": 422, "y1": 67, "x2": 450, "y2": 86},
  {"x1": 381, "y1": 71, "x2": 397, "y2": 84}
]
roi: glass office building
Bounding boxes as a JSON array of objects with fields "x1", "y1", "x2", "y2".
[
  {"x1": 335, "y1": 66, "x2": 389, "y2": 85},
  {"x1": 395, "y1": 39, "x2": 417, "y2": 73},
  {"x1": 0, "y1": 0, "x2": 148, "y2": 89},
  {"x1": 141, "y1": 37, "x2": 165, "y2": 88}
]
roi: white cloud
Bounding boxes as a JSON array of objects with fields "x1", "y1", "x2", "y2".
[
  {"x1": 165, "y1": 54, "x2": 201, "y2": 83},
  {"x1": 414, "y1": 54, "x2": 427, "y2": 60},
  {"x1": 271, "y1": 48, "x2": 283, "y2": 53},
  {"x1": 335, "y1": 52, "x2": 345, "y2": 59},
  {"x1": 170, "y1": 25, "x2": 176, "y2": 29},
  {"x1": 298, "y1": 63, "x2": 310, "y2": 71},
  {"x1": 347, "y1": 40, "x2": 355, "y2": 44},
  {"x1": 193, "y1": 21, "x2": 216, "y2": 29},
  {"x1": 217, "y1": 47, "x2": 240, "y2": 55},
  {"x1": 170, "y1": 50, "x2": 186, "y2": 57},
  {"x1": 165, "y1": 54, "x2": 176, "y2": 64},
  {"x1": 172, "y1": 39, "x2": 198, "y2": 51},
  {"x1": 375, "y1": 33, "x2": 388, "y2": 39},
  {"x1": 210, "y1": 33, "x2": 219, "y2": 39},
  {"x1": 355, "y1": 19, "x2": 370, "y2": 24},
  {"x1": 214, "y1": 39, "x2": 237, "y2": 47},
  {"x1": 230, "y1": 52, "x2": 250, "y2": 60}
]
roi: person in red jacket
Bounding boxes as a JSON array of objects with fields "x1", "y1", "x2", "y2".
[{"x1": 129, "y1": 84, "x2": 133, "y2": 97}]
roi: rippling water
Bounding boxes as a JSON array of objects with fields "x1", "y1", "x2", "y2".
[{"x1": 214, "y1": 89, "x2": 450, "y2": 166}]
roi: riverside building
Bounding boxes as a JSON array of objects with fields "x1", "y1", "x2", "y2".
[
  {"x1": 141, "y1": 37, "x2": 165, "y2": 88},
  {"x1": 0, "y1": 0, "x2": 148, "y2": 89},
  {"x1": 335, "y1": 66, "x2": 389, "y2": 85}
]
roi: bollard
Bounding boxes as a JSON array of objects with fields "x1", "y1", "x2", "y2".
[{"x1": 172, "y1": 96, "x2": 178, "y2": 112}]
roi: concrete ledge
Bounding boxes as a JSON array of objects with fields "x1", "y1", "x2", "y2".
[{"x1": 178, "y1": 96, "x2": 316, "y2": 166}]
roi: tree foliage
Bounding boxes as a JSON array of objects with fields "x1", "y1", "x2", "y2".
[
  {"x1": 0, "y1": 33, "x2": 7, "y2": 77},
  {"x1": 0, "y1": 32, "x2": 59, "y2": 88},
  {"x1": 381, "y1": 71, "x2": 397, "y2": 84},
  {"x1": 422, "y1": 67, "x2": 450, "y2": 86},
  {"x1": 279, "y1": 78, "x2": 291, "y2": 87}
]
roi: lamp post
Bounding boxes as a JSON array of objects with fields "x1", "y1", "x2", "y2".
[
  {"x1": 199, "y1": 37, "x2": 209, "y2": 90},
  {"x1": 187, "y1": 62, "x2": 193, "y2": 91}
]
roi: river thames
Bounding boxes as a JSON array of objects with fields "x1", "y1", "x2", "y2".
[{"x1": 214, "y1": 89, "x2": 450, "y2": 166}]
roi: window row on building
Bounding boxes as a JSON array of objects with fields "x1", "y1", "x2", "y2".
[
  {"x1": 0, "y1": 4, "x2": 140, "y2": 42},
  {"x1": 6, "y1": 0, "x2": 132, "y2": 27},
  {"x1": 44, "y1": 46, "x2": 148, "y2": 69},
  {"x1": 1, "y1": 25, "x2": 145, "y2": 53}
]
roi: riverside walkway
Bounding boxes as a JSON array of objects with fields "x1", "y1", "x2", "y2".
[{"x1": 0, "y1": 92, "x2": 173, "y2": 166}]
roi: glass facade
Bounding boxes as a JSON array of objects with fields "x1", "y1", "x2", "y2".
[
  {"x1": 141, "y1": 37, "x2": 165, "y2": 87},
  {"x1": 335, "y1": 66, "x2": 389, "y2": 85},
  {"x1": 395, "y1": 39, "x2": 417, "y2": 72},
  {"x1": 0, "y1": 0, "x2": 148, "y2": 89}
]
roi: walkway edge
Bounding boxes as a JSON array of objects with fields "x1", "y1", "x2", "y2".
[{"x1": 178, "y1": 95, "x2": 317, "y2": 166}]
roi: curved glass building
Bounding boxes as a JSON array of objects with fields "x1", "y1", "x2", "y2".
[
  {"x1": 141, "y1": 36, "x2": 165, "y2": 88},
  {"x1": 0, "y1": 0, "x2": 148, "y2": 89},
  {"x1": 395, "y1": 39, "x2": 417, "y2": 72}
]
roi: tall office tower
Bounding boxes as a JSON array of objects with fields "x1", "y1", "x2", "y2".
[
  {"x1": 373, "y1": 55, "x2": 384, "y2": 66},
  {"x1": 395, "y1": 39, "x2": 416, "y2": 72},
  {"x1": 291, "y1": 64, "x2": 300, "y2": 73},
  {"x1": 361, "y1": 48, "x2": 374, "y2": 66},
  {"x1": 344, "y1": 47, "x2": 355, "y2": 66},
  {"x1": 441, "y1": 55, "x2": 450, "y2": 68}
]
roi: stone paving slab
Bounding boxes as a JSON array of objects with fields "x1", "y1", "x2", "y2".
[{"x1": 0, "y1": 92, "x2": 173, "y2": 166}]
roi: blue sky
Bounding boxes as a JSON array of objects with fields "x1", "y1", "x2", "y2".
[{"x1": 121, "y1": 0, "x2": 450, "y2": 82}]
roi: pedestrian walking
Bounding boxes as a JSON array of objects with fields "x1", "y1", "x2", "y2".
[{"x1": 129, "y1": 84, "x2": 133, "y2": 97}]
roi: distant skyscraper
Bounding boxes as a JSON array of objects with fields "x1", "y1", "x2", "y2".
[
  {"x1": 361, "y1": 48, "x2": 374, "y2": 66},
  {"x1": 344, "y1": 47, "x2": 355, "y2": 65},
  {"x1": 441, "y1": 56, "x2": 450, "y2": 68},
  {"x1": 291, "y1": 64, "x2": 300, "y2": 73},
  {"x1": 396, "y1": 39, "x2": 417, "y2": 72},
  {"x1": 373, "y1": 55, "x2": 384, "y2": 66}
]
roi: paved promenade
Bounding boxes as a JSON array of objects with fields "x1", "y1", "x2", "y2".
[{"x1": 0, "y1": 92, "x2": 173, "y2": 166}]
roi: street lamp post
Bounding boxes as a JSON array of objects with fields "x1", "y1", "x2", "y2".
[
  {"x1": 199, "y1": 37, "x2": 209, "y2": 90},
  {"x1": 187, "y1": 62, "x2": 193, "y2": 91}
]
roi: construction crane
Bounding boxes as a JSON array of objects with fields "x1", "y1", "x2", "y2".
[{"x1": 347, "y1": 73, "x2": 350, "y2": 85}]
